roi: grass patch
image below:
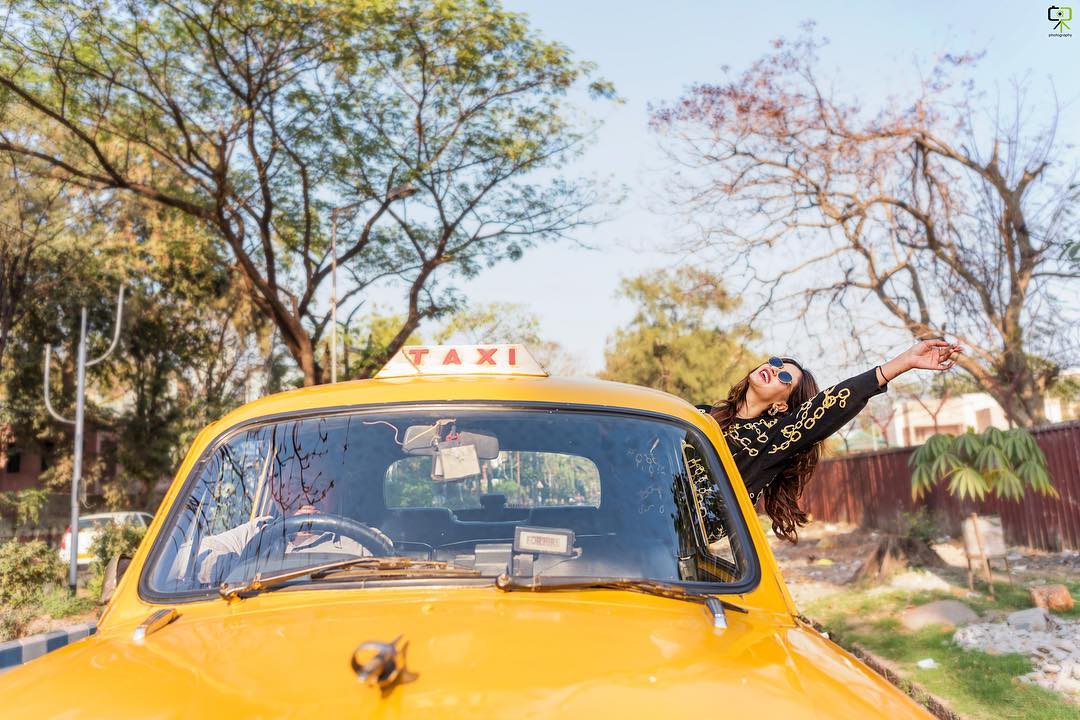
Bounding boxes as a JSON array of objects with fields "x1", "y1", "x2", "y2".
[
  {"x1": 806, "y1": 578, "x2": 1080, "y2": 623},
  {"x1": 805, "y1": 586, "x2": 954, "y2": 620},
  {"x1": 833, "y1": 618, "x2": 1077, "y2": 720},
  {"x1": 809, "y1": 586, "x2": 1080, "y2": 720},
  {"x1": 963, "y1": 580, "x2": 1080, "y2": 620},
  {"x1": 38, "y1": 586, "x2": 96, "y2": 619}
]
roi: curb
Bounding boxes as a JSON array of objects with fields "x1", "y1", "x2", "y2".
[{"x1": 0, "y1": 622, "x2": 97, "y2": 671}]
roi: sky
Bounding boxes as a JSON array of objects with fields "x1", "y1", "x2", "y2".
[{"x1": 392, "y1": 1, "x2": 1078, "y2": 379}]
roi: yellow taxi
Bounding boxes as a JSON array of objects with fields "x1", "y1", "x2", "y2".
[{"x1": 4, "y1": 345, "x2": 933, "y2": 718}]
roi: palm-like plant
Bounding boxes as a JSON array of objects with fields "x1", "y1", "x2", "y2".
[{"x1": 910, "y1": 427, "x2": 1057, "y2": 501}]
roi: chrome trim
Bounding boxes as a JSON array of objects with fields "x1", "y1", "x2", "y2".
[
  {"x1": 704, "y1": 596, "x2": 727, "y2": 630},
  {"x1": 132, "y1": 608, "x2": 178, "y2": 644}
]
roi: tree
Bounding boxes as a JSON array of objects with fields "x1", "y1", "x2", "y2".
[
  {"x1": 0, "y1": 0, "x2": 612, "y2": 386},
  {"x1": 2, "y1": 199, "x2": 262, "y2": 509},
  {"x1": 0, "y1": 114, "x2": 89, "y2": 375},
  {"x1": 2, "y1": 235, "x2": 130, "y2": 501},
  {"x1": 601, "y1": 268, "x2": 754, "y2": 402},
  {"x1": 651, "y1": 33, "x2": 1079, "y2": 426},
  {"x1": 865, "y1": 396, "x2": 897, "y2": 449},
  {"x1": 341, "y1": 308, "x2": 423, "y2": 380},
  {"x1": 910, "y1": 427, "x2": 1056, "y2": 501},
  {"x1": 106, "y1": 207, "x2": 264, "y2": 507},
  {"x1": 435, "y1": 302, "x2": 581, "y2": 375}
]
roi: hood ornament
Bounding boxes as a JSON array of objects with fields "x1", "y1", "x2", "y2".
[{"x1": 351, "y1": 635, "x2": 418, "y2": 694}]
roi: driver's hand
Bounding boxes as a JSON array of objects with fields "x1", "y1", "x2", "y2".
[{"x1": 294, "y1": 504, "x2": 319, "y2": 516}]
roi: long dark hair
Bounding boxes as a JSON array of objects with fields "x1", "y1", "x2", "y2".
[{"x1": 709, "y1": 358, "x2": 820, "y2": 544}]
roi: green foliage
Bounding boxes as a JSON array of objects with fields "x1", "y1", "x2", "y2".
[
  {"x1": 909, "y1": 427, "x2": 1056, "y2": 502},
  {"x1": 0, "y1": 0, "x2": 613, "y2": 387},
  {"x1": 0, "y1": 488, "x2": 50, "y2": 526},
  {"x1": 85, "y1": 568, "x2": 105, "y2": 602},
  {"x1": 0, "y1": 605, "x2": 34, "y2": 642},
  {"x1": 1, "y1": 198, "x2": 261, "y2": 509},
  {"x1": 88, "y1": 523, "x2": 147, "y2": 572},
  {"x1": 897, "y1": 508, "x2": 943, "y2": 545},
  {"x1": 852, "y1": 621, "x2": 1073, "y2": 720},
  {"x1": 0, "y1": 541, "x2": 94, "y2": 642},
  {"x1": 38, "y1": 585, "x2": 95, "y2": 619},
  {"x1": 385, "y1": 451, "x2": 600, "y2": 509},
  {"x1": 343, "y1": 309, "x2": 424, "y2": 380},
  {"x1": 601, "y1": 268, "x2": 755, "y2": 402},
  {"x1": 0, "y1": 539, "x2": 65, "y2": 608}
]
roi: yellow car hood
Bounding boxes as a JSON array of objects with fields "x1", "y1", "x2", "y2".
[{"x1": 4, "y1": 586, "x2": 929, "y2": 719}]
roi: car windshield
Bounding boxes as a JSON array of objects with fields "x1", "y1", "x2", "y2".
[{"x1": 145, "y1": 406, "x2": 753, "y2": 596}]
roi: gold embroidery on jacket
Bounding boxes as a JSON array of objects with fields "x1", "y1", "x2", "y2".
[
  {"x1": 766, "y1": 385, "x2": 851, "y2": 455},
  {"x1": 722, "y1": 417, "x2": 778, "y2": 458}
]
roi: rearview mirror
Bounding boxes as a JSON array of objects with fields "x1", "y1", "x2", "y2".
[{"x1": 403, "y1": 424, "x2": 500, "y2": 460}]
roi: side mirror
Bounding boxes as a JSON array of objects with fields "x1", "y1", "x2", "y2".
[{"x1": 100, "y1": 553, "x2": 133, "y2": 605}]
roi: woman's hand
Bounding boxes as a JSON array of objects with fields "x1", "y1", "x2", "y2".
[
  {"x1": 878, "y1": 339, "x2": 962, "y2": 384},
  {"x1": 902, "y1": 339, "x2": 962, "y2": 371}
]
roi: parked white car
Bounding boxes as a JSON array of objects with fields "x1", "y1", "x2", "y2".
[{"x1": 58, "y1": 512, "x2": 154, "y2": 567}]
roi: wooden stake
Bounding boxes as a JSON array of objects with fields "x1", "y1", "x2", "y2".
[{"x1": 970, "y1": 512, "x2": 994, "y2": 599}]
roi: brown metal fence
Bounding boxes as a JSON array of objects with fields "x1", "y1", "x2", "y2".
[{"x1": 803, "y1": 420, "x2": 1080, "y2": 551}]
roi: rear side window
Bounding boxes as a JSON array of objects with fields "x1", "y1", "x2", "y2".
[{"x1": 385, "y1": 452, "x2": 601, "y2": 509}]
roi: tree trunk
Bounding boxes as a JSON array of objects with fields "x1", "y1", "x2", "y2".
[
  {"x1": 298, "y1": 343, "x2": 323, "y2": 387},
  {"x1": 853, "y1": 534, "x2": 946, "y2": 584},
  {"x1": 990, "y1": 374, "x2": 1045, "y2": 428}
]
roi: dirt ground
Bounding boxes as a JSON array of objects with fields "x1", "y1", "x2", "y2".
[{"x1": 768, "y1": 520, "x2": 1080, "y2": 608}]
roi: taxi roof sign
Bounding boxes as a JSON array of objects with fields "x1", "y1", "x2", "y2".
[{"x1": 375, "y1": 344, "x2": 548, "y2": 379}]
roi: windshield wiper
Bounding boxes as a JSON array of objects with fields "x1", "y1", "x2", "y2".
[
  {"x1": 493, "y1": 574, "x2": 748, "y2": 614},
  {"x1": 219, "y1": 557, "x2": 480, "y2": 601}
]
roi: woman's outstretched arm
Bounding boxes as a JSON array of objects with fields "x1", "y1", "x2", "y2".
[{"x1": 737, "y1": 339, "x2": 961, "y2": 496}]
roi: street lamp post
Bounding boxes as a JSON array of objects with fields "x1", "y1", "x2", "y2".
[
  {"x1": 329, "y1": 203, "x2": 365, "y2": 384},
  {"x1": 44, "y1": 286, "x2": 124, "y2": 591},
  {"x1": 330, "y1": 211, "x2": 340, "y2": 384}
]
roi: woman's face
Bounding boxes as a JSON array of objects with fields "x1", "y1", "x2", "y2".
[{"x1": 746, "y1": 359, "x2": 803, "y2": 408}]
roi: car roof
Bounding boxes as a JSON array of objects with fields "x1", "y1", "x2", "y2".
[{"x1": 207, "y1": 375, "x2": 711, "y2": 435}]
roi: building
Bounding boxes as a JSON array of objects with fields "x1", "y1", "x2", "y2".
[
  {"x1": 0, "y1": 425, "x2": 122, "y2": 539},
  {"x1": 888, "y1": 392, "x2": 1071, "y2": 447}
]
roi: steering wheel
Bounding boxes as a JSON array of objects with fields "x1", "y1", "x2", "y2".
[{"x1": 234, "y1": 512, "x2": 394, "y2": 570}]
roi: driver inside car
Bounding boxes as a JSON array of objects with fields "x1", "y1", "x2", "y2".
[{"x1": 188, "y1": 504, "x2": 387, "y2": 585}]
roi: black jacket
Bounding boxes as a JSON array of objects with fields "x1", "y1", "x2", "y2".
[{"x1": 702, "y1": 367, "x2": 888, "y2": 502}]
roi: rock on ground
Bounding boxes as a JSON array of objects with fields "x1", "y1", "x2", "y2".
[
  {"x1": 955, "y1": 613, "x2": 1080, "y2": 701},
  {"x1": 901, "y1": 600, "x2": 980, "y2": 631},
  {"x1": 1008, "y1": 607, "x2": 1050, "y2": 632},
  {"x1": 1030, "y1": 584, "x2": 1075, "y2": 612}
]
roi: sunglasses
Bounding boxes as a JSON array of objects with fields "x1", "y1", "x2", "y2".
[{"x1": 768, "y1": 357, "x2": 795, "y2": 385}]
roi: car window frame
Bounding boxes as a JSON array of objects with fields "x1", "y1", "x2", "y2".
[{"x1": 137, "y1": 400, "x2": 762, "y2": 604}]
